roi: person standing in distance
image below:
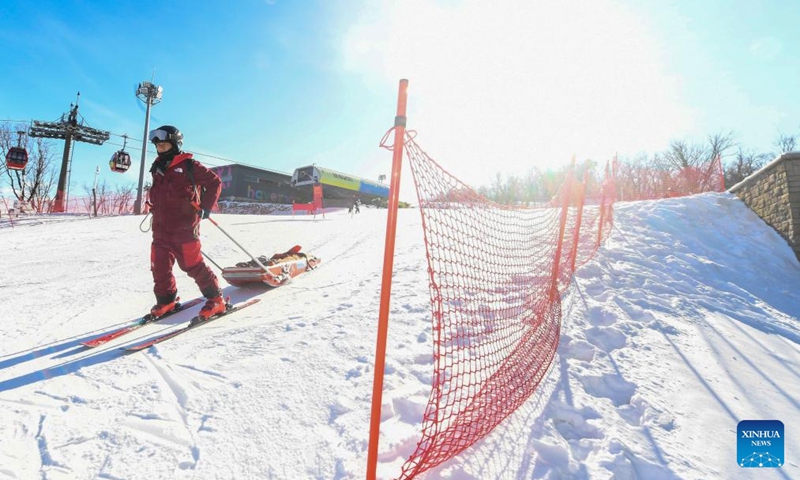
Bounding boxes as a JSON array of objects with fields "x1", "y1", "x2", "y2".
[{"x1": 146, "y1": 125, "x2": 226, "y2": 320}]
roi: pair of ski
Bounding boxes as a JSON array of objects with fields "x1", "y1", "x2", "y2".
[
  {"x1": 84, "y1": 245, "x2": 310, "y2": 352},
  {"x1": 82, "y1": 297, "x2": 260, "y2": 352}
]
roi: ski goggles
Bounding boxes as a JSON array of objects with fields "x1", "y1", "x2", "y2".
[{"x1": 148, "y1": 128, "x2": 176, "y2": 144}]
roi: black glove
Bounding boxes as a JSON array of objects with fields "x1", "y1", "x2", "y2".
[{"x1": 198, "y1": 208, "x2": 211, "y2": 219}]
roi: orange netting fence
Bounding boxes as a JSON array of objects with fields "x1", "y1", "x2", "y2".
[
  {"x1": 392, "y1": 133, "x2": 615, "y2": 478},
  {"x1": 0, "y1": 194, "x2": 135, "y2": 217}
]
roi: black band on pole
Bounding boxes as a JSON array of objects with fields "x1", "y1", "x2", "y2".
[{"x1": 394, "y1": 115, "x2": 407, "y2": 127}]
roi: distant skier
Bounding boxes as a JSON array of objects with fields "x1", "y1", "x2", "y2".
[
  {"x1": 146, "y1": 125, "x2": 225, "y2": 320},
  {"x1": 352, "y1": 195, "x2": 361, "y2": 214}
]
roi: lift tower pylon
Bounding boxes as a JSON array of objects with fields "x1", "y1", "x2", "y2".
[{"x1": 29, "y1": 92, "x2": 110, "y2": 212}]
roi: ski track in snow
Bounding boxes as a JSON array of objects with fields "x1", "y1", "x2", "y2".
[{"x1": 0, "y1": 194, "x2": 799, "y2": 479}]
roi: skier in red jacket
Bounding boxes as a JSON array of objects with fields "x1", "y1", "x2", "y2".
[{"x1": 147, "y1": 125, "x2": 226, "y2": 320}]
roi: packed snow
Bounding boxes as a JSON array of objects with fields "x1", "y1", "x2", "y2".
[{"x1": 0, "y1": 192, "x2": 797, "y2": 479}]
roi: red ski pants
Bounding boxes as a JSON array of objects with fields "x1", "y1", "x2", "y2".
[{"x1": 151, "y1": 239, "x2": 220, "y2": 302}]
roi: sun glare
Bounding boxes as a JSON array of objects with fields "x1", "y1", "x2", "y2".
[{"x1": 342, "y1": 0, "x2": 693, "y2": 186}]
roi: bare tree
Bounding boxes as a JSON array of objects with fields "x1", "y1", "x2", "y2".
[
  {"x1": 25, "y1": 137, "x2": 57, "y2": 208},
  {"x1": 651, "y1": 132, "x2": 734, "y2": 194},
  {"x1": 575, "y1": 158, "x2": 601, "y2": 195},
  {"x1": 115, "y1": 183, "x2": 136, "y2": 214},
  {"x1": 658, "y1": 140, "x2": 706, "y2": 170},
  {"x1": 616, "y1": 153, "x2": 663, "y2": 200},
  {"x1": 476, "y1": 184, "x2": 491, "y2": 199},
  {"x1": 657, "y1": 132, "x2": 734, "y2": 170},
  {"x1": 774, "y1": 132, "x2": 796, "y2": 154},
  {"x1": 84, "y1": 179, "x2": 107, "y2": 216},
  {"x1": 1, "y1": 122, "x2": 57, "y2": 208},
  {"x1": 490, "y1": 172, "x2": 512, "y2": 204},
  {"x1": 724, "y1": 148, "x2": 770, "y2": 187},
  {"x1": 707, "y1": 131, "x2": 736, "y2": 161},
  {"x1": 522, "y1": 167, "x2": 546, "y2": 205}
]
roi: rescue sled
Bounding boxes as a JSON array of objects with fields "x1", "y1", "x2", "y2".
[
  {"x1": 195, "y1": 210, "x2": 321, "y2": 288},
  {"x1": 221, "y1": 245, "x2": 321, "y2": 287}
]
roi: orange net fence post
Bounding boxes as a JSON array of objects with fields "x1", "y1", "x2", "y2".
[
  {"x1": 367, "y1": 79, "x2": 410, "y2": 480},
  {"x1": 712, "y1": 154, "x2": 725, "y2": 192},
  {"x1": 551, "y1": 167, "x2": 574, "y2": 296},
  {"x1": 569, "y1": 170, "x2": 588, "y2": 274}
]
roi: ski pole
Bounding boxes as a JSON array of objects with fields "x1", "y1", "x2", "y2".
[
  {"x1": 193, "y1": 203, "x2": 276, "y2": 279},
  {"x1": 200, "y1": 250, "x2": 224, "y2": 272}
]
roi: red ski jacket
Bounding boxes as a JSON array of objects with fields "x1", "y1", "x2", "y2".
[{"x1": 148, "y1": 152, "x2": 221, "y2": 244}]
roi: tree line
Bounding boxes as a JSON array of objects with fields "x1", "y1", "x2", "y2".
[{"x1": 476, "y1": 131, "x2": 797, "y2": 205}]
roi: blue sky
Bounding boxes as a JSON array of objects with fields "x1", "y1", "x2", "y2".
[{"x1": 2, "y1": 0, "x2": 799, "y2": 197}]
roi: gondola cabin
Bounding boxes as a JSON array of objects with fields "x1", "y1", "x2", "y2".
[
  {"x1": 6, "y1": 147, "x2": 28, "y2": 170},
  {"x1": 109, "y1": 150, "x2": 131, "y2": 173}
]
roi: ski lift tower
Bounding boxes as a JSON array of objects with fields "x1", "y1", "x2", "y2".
[
  {"x1": 29, "y1": 92, "x2": 110, "y2": 212},
  {"x1": 134, "y1": 81, "x2": 163, "y2": 215}
]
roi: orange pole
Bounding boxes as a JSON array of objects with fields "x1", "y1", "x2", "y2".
[
  {"x1": 569, "y1": 169, "x2": 588, "y2": 273},
  {"x1": 597, "y1": 162, "x2": 609, "y2": 248},
  {"x1": 367, "y1": 79, "x2": 409, "y2": 480},
  {"x1": 550, "y1": 168, "x2": 573, "y2": 297}
]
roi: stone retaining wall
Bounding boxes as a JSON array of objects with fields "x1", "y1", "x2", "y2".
[{"x1": 728, "y1": 152, "x2": 800, "y2": 261}]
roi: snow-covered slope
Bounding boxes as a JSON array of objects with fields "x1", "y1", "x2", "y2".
[{"x1": 0, "y1": 192, "x2": 797, "y2": 479}]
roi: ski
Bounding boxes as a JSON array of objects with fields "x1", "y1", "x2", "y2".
[
  {"x1": 122, "y1": 298, "x2": 261, "y2": 352},
  {"x1": 82, "y1": 298, "x2": 204, "y2": 348}
]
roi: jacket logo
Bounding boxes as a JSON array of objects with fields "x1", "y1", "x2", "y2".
[{"x1": 175, "y1": 167, "x2": 184, "y2": 173}]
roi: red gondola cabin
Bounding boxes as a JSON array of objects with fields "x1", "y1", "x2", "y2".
[
  {"x1": 5, "y1": 147, "x2": 28, "y2": 170},
  {"x1": 109, "y1": 150, "x2": 131, "y2": 173}
]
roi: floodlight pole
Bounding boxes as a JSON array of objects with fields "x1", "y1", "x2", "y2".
[{"x1": 134, "y1": 81, "x2": 163, "y2": 215}]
